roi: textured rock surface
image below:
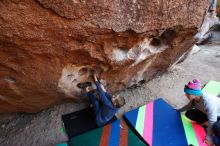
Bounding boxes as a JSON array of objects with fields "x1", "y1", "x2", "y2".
[{"x1": 0, "y1": 0, "x2": 209, "y2": 113}]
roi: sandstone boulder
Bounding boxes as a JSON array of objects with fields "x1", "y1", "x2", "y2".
[{"x1": 0, "y1": 0, "x2": 209, "y2": 113}]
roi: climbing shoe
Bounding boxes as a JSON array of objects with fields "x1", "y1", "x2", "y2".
[{"x1": 77, "y1": 82, "x2": 92, "y2": 89}]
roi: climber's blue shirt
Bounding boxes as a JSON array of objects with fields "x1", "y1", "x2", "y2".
[{"x1": 87, "y1": 81, "x2": 118, "y2": 126}]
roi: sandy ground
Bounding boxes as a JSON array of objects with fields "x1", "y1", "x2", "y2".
[{"x1": 0, "y1": 44, "x2": 220, "y2": 146}]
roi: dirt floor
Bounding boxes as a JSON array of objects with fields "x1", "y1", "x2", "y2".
[{"x1": 0, "y1": 44, "x2": 220, "y2": 146}]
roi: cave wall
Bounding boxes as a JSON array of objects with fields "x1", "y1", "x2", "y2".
[{"x1": 0, "y1": 0, "x2": 209, "y2": 113}]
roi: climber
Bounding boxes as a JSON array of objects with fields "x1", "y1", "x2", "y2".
[
  {"x1": 77, "y1": 73, "x2": 125, "y2": 126},
  {"x1": 178, "y1": 79, "x2": 220, "y2": 146}
]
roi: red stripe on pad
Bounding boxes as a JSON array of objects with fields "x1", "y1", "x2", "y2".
[
  {"x1": 99, "y1": 124, "x2": 111, "y2": 146},
  {"x1": 119, "y1": 121, "x2": 128, "y2": 146},
  {"x1": 191, "y1": 123, "x2": 208, "y2": 146}
]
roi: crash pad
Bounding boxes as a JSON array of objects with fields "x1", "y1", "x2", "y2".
[
  {"x1": 123, "y1": 98, "x2": 207, "y2": 146},
  {"x1": 202, "y1": 80, "x2": 220, "y2": 96},
  {"x1": 70, "y1": 119, "x2": 146, "y2": 146},
  {"x1": 62, "y1": 107, "x2": 98, "y2": 139}
]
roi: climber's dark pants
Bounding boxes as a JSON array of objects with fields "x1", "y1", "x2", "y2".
[{"x1": 186, "y1": 109, "x2": 220, "y2": 145}]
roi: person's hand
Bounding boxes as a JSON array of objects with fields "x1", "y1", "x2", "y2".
[
  {"x1": 201, "y1": 121, "x2": 208, "y2": 128},
  {"x1": 93, "y1": 74, "x2": 98, "y2": 82},
  {"x1": 92, "y1": 72, "x2": 99, "y2": 82},
  {"x1": 204, "y1": 138, "x2": 214, "y2": 146}
]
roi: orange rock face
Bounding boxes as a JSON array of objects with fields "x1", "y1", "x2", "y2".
[{"x1": 0, "y1": 0, "x2": 209, "y2": 113}]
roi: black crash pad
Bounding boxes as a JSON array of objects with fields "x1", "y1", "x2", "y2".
[{"x1": 62, "y1": 107, "x2": 98, "y2": 139}]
